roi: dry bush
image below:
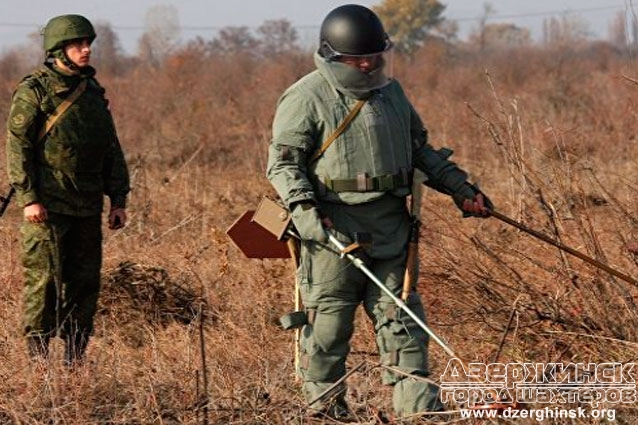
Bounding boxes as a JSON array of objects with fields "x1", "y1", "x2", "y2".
[{"x1": 0, "y1": 40, "x2": 637, "y2": 423}]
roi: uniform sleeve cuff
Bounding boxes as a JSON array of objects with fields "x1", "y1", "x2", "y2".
[
  {"x1": 286, "y1": 194, "x2": 316, "y2": 209},
  {"x1": 109, "y1": 196, "x2": 127, "y2": 209},
  {"x1": 17, "y1": 190, "x2": 38, "y2": 208},
  {"x1": 454, "y1": 183, "x2": 477, "y2": 201}
]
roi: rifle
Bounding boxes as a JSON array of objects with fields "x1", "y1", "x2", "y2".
[
  {"x1": 0, "y1": 187, "x2": 15, "y2": 217},
  {"x1": 401, "y1": 170, "x2": 427, "y2": 301}
]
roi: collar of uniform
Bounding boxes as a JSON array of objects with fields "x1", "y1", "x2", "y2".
[
  {"x1": 42, "y1": 62, "x2": 95, "y2": 95},
  {"x1": 314, "y1": 51, "x2": 390, "y2": 100}
]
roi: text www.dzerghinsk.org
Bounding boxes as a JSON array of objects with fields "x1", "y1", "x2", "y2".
[{"x1": 461, "y1": 407, "x2": 617, "y2": 421}]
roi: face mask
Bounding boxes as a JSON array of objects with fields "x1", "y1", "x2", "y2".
[{"x1": 315, "y1": 52, "x2": 391, "y2": 100}]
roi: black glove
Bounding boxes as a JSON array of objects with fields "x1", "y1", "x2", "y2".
[{"x1": 452, "y1": 183, "x2": 494, "y2": 218}]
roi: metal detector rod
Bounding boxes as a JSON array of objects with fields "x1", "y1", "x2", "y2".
[
  {"x1": 291, "y1": 228, "x2": 507, "y2": 408},
  {"x1": 488, "y1": 209, "x2": 638, "y2": 288},
  {"x1": 327, "y1": 233, "x2": 457, "y2": 358}
]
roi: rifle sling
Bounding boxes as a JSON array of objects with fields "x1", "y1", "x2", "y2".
[
  {"x1": 37, "y1": 79, "x2": 88, "y2": 142},
  {"x1": 5, "y1": 79, "x2": 88, "y2": 212}
]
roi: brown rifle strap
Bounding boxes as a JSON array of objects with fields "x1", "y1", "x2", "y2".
[
  {"x1": 37, "y1": 79, "x2": 88, "y2": 142},
  {"x1": 309, "y1": 99, "x2": 366, "y2": 163},
  {"x1": 3, "y1": 79, "x2": 87, "y2": 216}
]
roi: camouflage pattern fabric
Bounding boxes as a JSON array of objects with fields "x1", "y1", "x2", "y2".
[
  {"x1": 42, "y1": 15, "x2": 96, "y2": 53},
  {"x1": 6, "y1": 62, "x2": 130, "y2": 215},
  {"x1": 6, "y1": 62, "x2": 129, "y2": 344},
  {"x1": 21, "y1": 213, "x2": 101, "y2": 338}
]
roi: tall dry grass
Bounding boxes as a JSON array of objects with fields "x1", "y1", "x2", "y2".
[{"x1": 0, "y1": 40, "x2": 637, "y2": 423}]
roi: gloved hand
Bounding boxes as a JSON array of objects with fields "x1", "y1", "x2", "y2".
[
  {"x1": 452, "y1": 184, "x2": 494, "y2": 218},
  {"x1": 291, "y1": 202, "x2": 328, "y2": 242}
]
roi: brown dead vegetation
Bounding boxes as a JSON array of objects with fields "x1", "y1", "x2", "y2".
[{"x1": 0, "y1": 38, "x2": 637, "y2": 423}]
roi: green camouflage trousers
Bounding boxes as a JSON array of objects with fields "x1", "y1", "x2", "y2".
[
  {"x1": 297, "y1": 237, "x2": 443, "y2": 416},
  {"x1": 21, "y1": 213, "x2": 102, "y2": 338}
]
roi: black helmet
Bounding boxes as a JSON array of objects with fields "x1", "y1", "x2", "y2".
[{"x1": 319, "y1": 4, "x2": 392, "y2": 60}]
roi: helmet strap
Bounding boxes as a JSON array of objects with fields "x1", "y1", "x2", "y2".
[{"x1": 50, "y1": 48, "x2": 79, "y2": 73}]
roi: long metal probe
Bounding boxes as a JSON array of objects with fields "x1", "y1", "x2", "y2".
[
  {"x1": 488, "y1": 209, "x2": 638, "y2": 288},
  {"x1": 296, "y1": 230, "x2": 506, "y2": 409},
  {"x1": 327, "y1": 233, "x2": 457, "y2": 358}
]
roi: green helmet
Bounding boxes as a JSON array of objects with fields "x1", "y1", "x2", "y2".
[{"x1": 42, "y1": 14, "x2": 96, "y2": 52}]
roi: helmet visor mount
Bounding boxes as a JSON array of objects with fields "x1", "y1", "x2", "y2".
[{"x1": 321, "y1": 36, "x2": 393, "y2": 62}]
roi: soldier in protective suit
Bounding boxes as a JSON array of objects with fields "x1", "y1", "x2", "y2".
[
  {"x1": 5, "y1": 15, "x2": 130, "y2": 365},
  {"x1": 267, "y1": 4, "x2": 492, "y2": 420}
]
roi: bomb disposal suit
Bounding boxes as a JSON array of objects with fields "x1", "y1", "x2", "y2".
[{"x1": 267, "y1": 5, "x2": 491, "y2": 419}]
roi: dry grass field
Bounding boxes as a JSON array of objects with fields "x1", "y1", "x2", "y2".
[{"x1": 0, "y1": 39, "x2": 638, "y2": 424}]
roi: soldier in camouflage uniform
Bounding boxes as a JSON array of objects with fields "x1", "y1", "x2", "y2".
[
  {"x1": 267, "y1": 5, "x2": 492, "y2": 420},
  {"x1": 5, "y1": 15, "x2": 130, "y2": 364}
]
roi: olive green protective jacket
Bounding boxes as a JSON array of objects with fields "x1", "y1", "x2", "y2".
[
  {"x1": 267, "y1": 59, "x2": 475, "y2": 209},
  {"x1": 6, "y1": 63, "x2": 130, "y2": 216}
]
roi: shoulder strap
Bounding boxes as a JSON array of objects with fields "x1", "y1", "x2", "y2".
[
  {"x1": 37, "y1": 79, "x2": 88, "y2": 143},
  {"x1": 309, "y1": 99, "x2": 366, "y2": 164}
]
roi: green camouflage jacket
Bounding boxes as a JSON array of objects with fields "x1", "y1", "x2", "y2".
[{"x1": 6, "y1": 63, "x2": 130, "y2": 216}]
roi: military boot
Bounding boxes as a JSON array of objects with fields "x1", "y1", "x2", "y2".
[
  {"x1": 26, "y1": 335, "x2": 50, "y2": 359},
  {"x1": 308, "y1": 388, "x2": 355, "y2": 422},
  {"x1": 313, "y1": 398, "x2": 355, "y2": 422},
  {"x1": 393, "y1": 378, "x2": 446, "y2": 422},
  {"x1": 64, "y1": 332, "x2": 90, "y2": 366}
]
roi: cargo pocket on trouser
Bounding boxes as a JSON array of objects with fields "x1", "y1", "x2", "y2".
[
  {"x1": 299, "y1": 306, "x2": 356, "y2": 381},
  {"x1": 20, "y1": 222, "x2": 56, "y2": 336},
  {"x1": 297, "y1": 236, "x2": 359, "y2": 404},
  {"x1": 300, "y1": 306, "x2": 355, "y2": 408},
  {"x1": 376, "y1": 296, "x2": 444, "y2": 416}
]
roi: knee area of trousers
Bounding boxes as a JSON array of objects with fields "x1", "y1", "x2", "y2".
[
  {"x1": 377, "y1": 328, "x2": 428, "y2": 385},
  {"x1": 377, "y1": 317, "x2": 428, "y2": 358},
  {"x1": 298, "y1": 343, "x2": 347, "y2": 382},
  {"x1": 305, "y1": 310, "x2": 354, "y2": 353}
]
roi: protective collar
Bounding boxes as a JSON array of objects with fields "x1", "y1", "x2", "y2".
[{"x1": 314, "y1": 51, "x2": 390, "y2": 100}]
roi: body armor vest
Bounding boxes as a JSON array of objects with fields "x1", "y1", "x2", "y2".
[{"x1": 309, "y1": 78, "x2": 415, "y2": 204}]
